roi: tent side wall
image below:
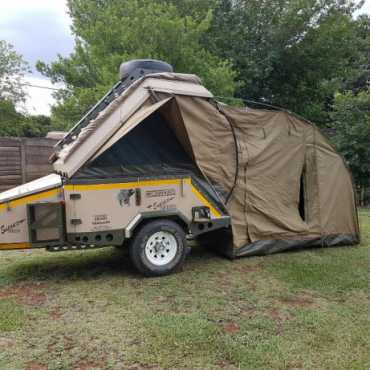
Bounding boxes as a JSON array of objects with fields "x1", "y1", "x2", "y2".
[
  {"x1": 223, "y1": 107, "x2": 359, "y2": 256},
  {"x1": 315, "y1": 130, "x2": 359, "y2": 240}
]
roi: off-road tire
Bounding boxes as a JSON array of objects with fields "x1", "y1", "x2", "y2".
[{"x1": 129, "y1": 219, "x2": 187, "y2": 277}]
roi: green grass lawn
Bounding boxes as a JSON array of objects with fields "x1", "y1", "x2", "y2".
[{"x1": 1, "y1": 209, "x2": 370, "y2": 369}]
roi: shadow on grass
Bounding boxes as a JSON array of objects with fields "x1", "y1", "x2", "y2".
[
  {"x1": 3, "y1": 241, "x2": 361, "y2": 286},
  {"x1": 3, "y1": 244, "x2": 222, "y2": 283}
]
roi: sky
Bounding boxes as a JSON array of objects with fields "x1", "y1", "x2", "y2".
[
  {"x1": 0, "y1": 0, "x2": 74, "y2": 115},
  {"x1": 1, "y1": 0, "x2": 370, "y2": 116}
]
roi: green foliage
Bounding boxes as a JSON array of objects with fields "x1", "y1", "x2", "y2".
[
  {"x1": 0, "y1": 99, "x2": 53, "y2": 137},
  {"x1": 37, "y1": 0, "x2": 368, "y2": 128},
  {"x1": 330, "y1": 88, "x2": 370, "y2": 188},
  {"x1": 0, "y1": 40, "x2": 56, "y2": 137},
  {"x1": 206, "y1": 0, "x2": 363, "y2": 123},
  {"x1": 0, "y1": 40, "x2": 29, "y2": 104},
  {"x1": 344, "y1": 14, "x2": 370, "y2": 93},
  {"x1": 37, "y1": 0, "x2": 237, "y2": 128}
]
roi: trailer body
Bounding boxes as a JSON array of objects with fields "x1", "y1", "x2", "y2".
[{"x1": 0, "y1": 175, "x2": 229, "y2": 251}]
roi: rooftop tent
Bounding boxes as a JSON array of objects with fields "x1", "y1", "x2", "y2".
[{"x1": 53, "y1": 72, "x2": 360, "y2": 257}]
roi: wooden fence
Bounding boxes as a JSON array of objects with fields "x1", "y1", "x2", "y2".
[{"x1": 0, "y1": 137, "x2": 58, "y2": 192}]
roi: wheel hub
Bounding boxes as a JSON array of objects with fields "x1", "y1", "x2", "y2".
[{"x1": 145, "y1": 231, "x2": 178, "y2": 266}]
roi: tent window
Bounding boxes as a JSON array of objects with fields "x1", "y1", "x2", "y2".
[{"x1": 299, "y1": 168, "x2": 306, "y2": 222}]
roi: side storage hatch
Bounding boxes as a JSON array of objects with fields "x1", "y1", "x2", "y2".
[{"x1": 27, "y1": 202, "x2": 66, "y2": 247}]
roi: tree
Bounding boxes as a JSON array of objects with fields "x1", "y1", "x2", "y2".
[
  {"x1": 37, "y1": 0, "x2": 236, "y2": 128},
  {"x1": 330, "y1": 88, "x2": 370, "y2": 205},
  {"x1": 0, "y1": 100, "x2": 24, "y2": 136},
  {"x1": 205, "y1": 0, "x2": 363, "y2": 124},
  {"x1": 0, "y1": 40, "x2": 54, "y2": 137},
  {"x1": 0, "y1": 99, "x2": 52, "y2": 137},
  {"x1": 344, "y1": 14, "x2": 370, "y2": 94},
  {"x1": 0, "y1": 40, "x2": 29, "y2": 104}
]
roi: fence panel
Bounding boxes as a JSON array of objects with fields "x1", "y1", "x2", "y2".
[{"x1": 0, "y1": 137, "x2": 57, "y2": 192}]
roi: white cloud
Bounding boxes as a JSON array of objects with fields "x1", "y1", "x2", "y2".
[
  {"x1": 355, "y1": 0, "x2": 370, "y2": 15},
  {"x1": 18, "y1": 76, "x2": 64, "y2": 116},
  {"x1": 0, "y1": 0, "x2": 74, "y2": 70},
  {"x1": 0, "y1": 0, "x2": 71, "y2": 28}
]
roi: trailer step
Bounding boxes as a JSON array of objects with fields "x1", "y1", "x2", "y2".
[{"x1": 46, "y1": 244, "x2": 107, "y2": 252}]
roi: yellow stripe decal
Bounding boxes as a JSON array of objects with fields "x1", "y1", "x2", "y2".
[
  {"x1": 0, "y1": 189, "x2": 60, "y2": 212},
  {"x1": 0, "y1": 242, "x2": 32, "y2": 250},
  {"x1": 64, "y1": 178, "x2": 187, "y2": 192}
]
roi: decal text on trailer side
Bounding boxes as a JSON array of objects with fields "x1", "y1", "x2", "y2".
[
  {"x1": 1, "y1": 219, "x2": 26, "y2": 234},
  {"x1": 146, "y1": 189, "x2": 176, "y2": 198},
  {"x1": 147, "y1": 196, "x2": 176, "y2": 211},
  {"x1": 92, "y1": 214, "x2": 111, "y2": 226}
]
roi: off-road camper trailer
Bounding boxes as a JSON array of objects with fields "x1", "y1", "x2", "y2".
[{"x1": 0, "y1": 60, "x2": 359, "y2": 276}]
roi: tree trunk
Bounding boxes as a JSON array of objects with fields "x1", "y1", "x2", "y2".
[{"x1": 361, "y1": 186, "x2": 365, "y2": 207}]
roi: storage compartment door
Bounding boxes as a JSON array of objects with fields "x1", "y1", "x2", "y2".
[{"x1": 27, "y1": 202, "x2": 66, "y2": 246}]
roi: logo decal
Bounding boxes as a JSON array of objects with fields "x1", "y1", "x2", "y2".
[
  {"x1": 1, "y1": 219, "x2": 26, "y2": 234},
  {"x1": 117, "y1": 189, "x2": 135, "y2": 206}
]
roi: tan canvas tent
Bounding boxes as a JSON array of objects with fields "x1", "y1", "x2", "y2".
[{"x1": 50, "y1": 71, "x2": 359, "y2": 258}]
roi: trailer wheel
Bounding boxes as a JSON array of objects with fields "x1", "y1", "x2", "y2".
[{"x1": 129, "y1": 219, "x2": 187, "y2": 276}]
